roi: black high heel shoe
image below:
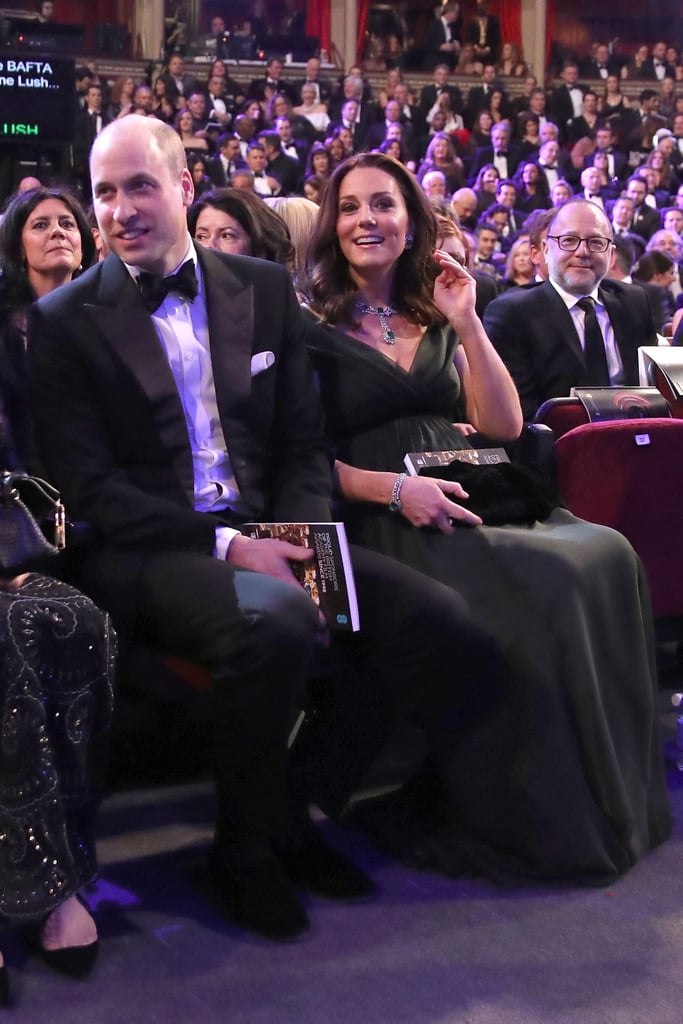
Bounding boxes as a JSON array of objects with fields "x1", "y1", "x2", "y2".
[
  {"x1": 25, "y1": 894, "x2": 99, "y2": 980},
  {"x1": 38, "y1": 937, "x2": 99, "y2": 980}
]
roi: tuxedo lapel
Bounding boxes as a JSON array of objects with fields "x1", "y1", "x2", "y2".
[
  {"x1": 83, "y1": 255, "x2": 195, "y2": 499},
  {"x1": 539, "y1": 283, "x2": 585, "y2": 369},
  {"x1": 197, "y1": 247, "x2": 254, "y2": 429}
]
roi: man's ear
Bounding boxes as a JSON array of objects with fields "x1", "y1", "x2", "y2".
[{"x1": 181, "y1": 168, "x2": 194, "y2": 208}]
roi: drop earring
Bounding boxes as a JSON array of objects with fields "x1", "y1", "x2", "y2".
[{"x1": 404, "y1": 233, "x2": 414, "y2": 250}]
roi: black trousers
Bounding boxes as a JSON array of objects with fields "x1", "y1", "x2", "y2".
[{"x1": 132, "y1": 543, "x2": 500, "y2": 844}]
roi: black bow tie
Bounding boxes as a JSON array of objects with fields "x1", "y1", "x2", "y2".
[{"x1": 138, "y1": 260, "x2": 198, "y2": 313}]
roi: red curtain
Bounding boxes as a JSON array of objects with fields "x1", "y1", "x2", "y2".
[
  {"x1": 490, "y1": 0, "x2": 522, "y2": 49},
  {"x1": 306, "y1": 0, "x2": 331, "y2": 56},
  {"x1": 356, "y1": 0, "x2": 370, "y2": 64}
]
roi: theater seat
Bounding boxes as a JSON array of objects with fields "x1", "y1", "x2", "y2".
[
  {"x1": 533, "y1": 396, "x2": 589, "y2": 438},
  {"x1": 554, "y1": 417, "x2": 683, "y2": 621}
]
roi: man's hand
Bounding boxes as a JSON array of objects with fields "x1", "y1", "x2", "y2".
[{"x1": 227, "y1": 534, "x2": 313, "y2": 587}]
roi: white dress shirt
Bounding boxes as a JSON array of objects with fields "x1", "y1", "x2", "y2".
[
  {"x1": 126, "y1": 241, "x2": 246, "y2": 557},
  {"x1": 549, "y1": 278, "x2": 624, "y2": 383}
]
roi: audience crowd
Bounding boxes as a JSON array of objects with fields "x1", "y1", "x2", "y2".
[{"x1": 36, "y1": 29, "x2": 683, "y2": 331}]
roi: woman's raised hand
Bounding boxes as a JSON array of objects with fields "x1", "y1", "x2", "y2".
[{"x1": 432, "y1": 249, "x2": 477, "y2": 325}]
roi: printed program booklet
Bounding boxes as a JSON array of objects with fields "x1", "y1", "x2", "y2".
[
  {"x1": 404, "y1": 447, "x2": 510, "y2": 476},
  {"x1": 240, "y1": 522, "x2": 360, "y2": 631},
  {"x1": 570, "y1": 386, "x2": 671, "y2": 421}
]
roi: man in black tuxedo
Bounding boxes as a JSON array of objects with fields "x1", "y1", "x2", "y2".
[
  {"x1": 468, "y1": 122, "x2": 521, "y2": 183},
  {"x1": 624, "y1": 175, "x2": 662, "y2": 241},
  {"x1": 248, "y1": 56, "x2": 295, "y2": 104},
  {"x1": 547, "y1": 62, "x2": 585, "y2": 144},
  {"x1": 582, "y1": 125, "x2": 629, "y2": 183},
  {"x1": 158, "y1": 53, "x2": 200, "y2": 111},
  {"x1": 73, "y1": 82, "x2": 111, "y2": 197},
  {"x1": 578, "y1": 43, "x2": 621, "y2": 81},
  {"x1": 206, "y1": 133, "x2": 247, "y2": 187},
  {"x1": 418, "y1": 63, "x2": 464, "y2": 120},
  {"x1": 463, "y1": 64, "x2": 502, "y2": 128},
  {"x1": 257, "y1": 131, "x2": 302, "y2": 196},
  {"x1": 640, "y1": 41, "x2": 677, "y2": 82},
  {"x1": 483, "y1": 198, "x2": 658, "y2": 418},
  {"x1": 29, "y1": 116, "x2": 498, "y2": 944},
  {"x1": 421, "y1": 1, "x2": 462, "y2": 70}
]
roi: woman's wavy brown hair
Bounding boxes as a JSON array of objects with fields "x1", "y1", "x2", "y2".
[{"x1": 301, "y1": 152, "x2": 444, "y2": 328}]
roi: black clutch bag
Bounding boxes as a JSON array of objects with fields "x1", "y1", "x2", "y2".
[
  {"x1": 0, "y1": 469, "x2": 66, "y2": 576},
  {"x1": 419, "y1": 459, "x2": 560, "y2": 526}
]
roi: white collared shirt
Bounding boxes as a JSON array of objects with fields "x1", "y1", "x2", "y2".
[
  {"x1": 126, "y1": 240, "x2": 245, "y2": 556},
  {"x1": 549, "y1": 277, "x2": 624, "y2": 383}
]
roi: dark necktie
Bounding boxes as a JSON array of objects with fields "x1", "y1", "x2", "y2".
[
  {"x1": 576, "y1": 297, "x2": 610, "y2": 385},
  {"x1": 138, "y1": 260, "x2": 198, "y2": 313}
]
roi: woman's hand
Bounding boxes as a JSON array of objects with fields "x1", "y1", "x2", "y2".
[
  {"x1": 432, "y1": 249, "x2": 477, "y2": 326},
  {"x1": 400, "y1": 475, "x2": 482, "y2": 533},
  {"x1": 451, "y1": 422, "x2": 477, "y2": 435}
]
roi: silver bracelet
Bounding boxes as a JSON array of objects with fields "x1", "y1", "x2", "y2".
[{"x1": 389, "y1": 472, "x2": 406, "y2": 513}]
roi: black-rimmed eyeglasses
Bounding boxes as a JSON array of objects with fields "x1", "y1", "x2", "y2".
[{"x1": 547, "y1": 234, "x2": 613, "y2": 253}]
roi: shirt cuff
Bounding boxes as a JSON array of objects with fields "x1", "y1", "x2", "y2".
[{"x1": 215, "y1": 526, "x2": 241, "y2": 561}]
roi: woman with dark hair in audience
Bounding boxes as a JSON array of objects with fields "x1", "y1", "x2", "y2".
[
  {"x1": 298, "y1": 152, "x2": 671, "y2": 886},
  {"x1": 0, "y1": 186, "x2": 115, "y2": 1001},
  {"x1": 417, "y1": 133, "x2": 465, "y2": 194},
  {"x1": 633, "y1": 249, "x2": 677, "y2": 325},
  {"x1": 376, "y1": 137, "x2": 407, "y2": 164},
  {"x1": 516, "y1": 113, "x2": 540, "y2": 157},
  {"x1": 472, "y1": 163, "x2": 500, "y2": 215},
  {"x1": 187, "y1": 153, "x2": 214, "y2": 197},
  {"x1": 513, "y1": 160, "x2": 550, "y2": 213},
  {"x1": 487, "y1": 87, "x2": 512, "y2": 125},
  {"x1": 467, "y1": 109, "x2": 494, "y2": 153},
  {"x1": 305, "y1": 142, "x2": 333, "y2": 181},
  {"x1": 174, "y1": 107, "x2": 210, "y2": 156},
  {"x1": 188, "y1": 187, "x2": 293, "y2": 264},
  {"x1": 303, "y1": 174, "x2": 326, "y2": 205},
  {"x1": 151, "y1": 75, "x2": 176, "y2": 123},
  {"x1": 324, "y1": 134, "x2": 347, "y2": 170}
]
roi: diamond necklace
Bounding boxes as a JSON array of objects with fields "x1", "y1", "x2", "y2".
[{"x1": 355, "y1": 300, "x2": 396, "y2": 344}]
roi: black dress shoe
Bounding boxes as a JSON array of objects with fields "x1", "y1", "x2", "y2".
[
  {"x1": 277, "y1": 825, "x2": 377, "y2": 903},
  {"x1": 207, "y1": 845, "x2": 310, "y2": 942}
]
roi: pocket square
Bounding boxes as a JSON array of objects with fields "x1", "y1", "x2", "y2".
[{"x1": 250, "y1": 351, "x2": 275, "y2": 376}]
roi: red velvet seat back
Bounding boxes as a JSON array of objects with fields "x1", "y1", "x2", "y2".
[
  {"x1": 533, "y1": 397, "x2": 588, "y2": 438},
  {"x1": 555, "y1": 418, "x2": 683, "y2": 619}
]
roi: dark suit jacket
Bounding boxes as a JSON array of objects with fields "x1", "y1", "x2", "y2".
[
  {"x1": 464, "y1": 13, "x2": 501, "y2": 62},
  {"x1": 578, "y1": 56, "x2": 621, "y2": 79},
  {"x1": 421, "y1": 16, "x2": 462, "y2": 70},
  {"x1": 630, "y1": 204, "x2": 662, "y2": 241},
  {"x1": 483, "y1": 278, "x2": 658, "y2": 419},
  {"x1": 27, "y1": 247, "x2": 332, "y2": 629},
  {"x1": 419, "y1": 83, "x2": 464, "y2": 117},
  {"x1": 468, "y1": 143, "x2": 521, "y2": 182},
  {"x1": 640, "y1": 59, "x2": 677, "y2": 81},
  {"x1": 583, "y1": 147, "x2": 629, "y2": 182},
  {"x1": 548, "y1": 84, "x2": 585, "y2": 141}
]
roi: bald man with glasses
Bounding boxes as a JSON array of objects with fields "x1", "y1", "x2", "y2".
[{"x1": 483, "y1": 198, "x2": 658, "y2": 418}]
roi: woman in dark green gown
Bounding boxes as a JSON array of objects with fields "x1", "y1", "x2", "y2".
[{"x1": 301, "y1": 153, "x2": 671, "y2": 886}]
